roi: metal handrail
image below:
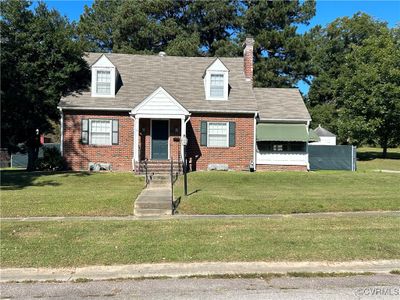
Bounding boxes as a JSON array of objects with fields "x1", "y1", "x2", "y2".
[{"x1": 144, "y1": 159, "x2": 149, "y2": 187}]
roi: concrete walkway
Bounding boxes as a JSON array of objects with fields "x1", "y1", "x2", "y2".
[
  {"x1": 133, "y1": 174, "x2": 173, "y2": 216},
  {"x1": 133, "y1": 185, "x2": 172, "y2": 216},
  {"x1": 1, "y1": 210, "x2": 399, "y2": 222},
  {"x1": 1, "y1": 260, "x2": 399, "y2": 282}
]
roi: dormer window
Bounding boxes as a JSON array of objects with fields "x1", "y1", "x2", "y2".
[
  {"x1": 96, "y1": 70, "x2": 111, "y2": 95},
  {"x1": 91, "y1": 54, "x2": 117, "y2": 98},
  {"x1": 210, "y1": 74, "x2": 224, "y2": 98},
  {"x1": 204, "y1": 58, "x2": 229, "y2": 101}
]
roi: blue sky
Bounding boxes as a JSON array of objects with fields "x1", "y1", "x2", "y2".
[{"x1": 38, "y1": 0, "x2": 400, "y2": 93}]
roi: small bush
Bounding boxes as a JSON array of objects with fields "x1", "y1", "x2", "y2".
[{"x1": 35, "y1": 147, "x2": 66, "y2": 171}]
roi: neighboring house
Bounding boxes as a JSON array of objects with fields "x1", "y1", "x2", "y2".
[
  {"x1": 310, "y1": 125, "x2": 337, "y2": 145},
  {"x1": 59, "y1": 37, "x2": 314, "y2": 173}
]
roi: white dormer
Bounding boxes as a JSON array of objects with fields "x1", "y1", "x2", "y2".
[
  {"x1": 91, "y1": 54, "x2": 117, "y2": 98},
  {"x1": 204, "y1": 58, "x2": 229, "y2": 101}
]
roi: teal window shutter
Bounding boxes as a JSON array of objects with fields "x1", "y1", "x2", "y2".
[
  {"x1": 229, "y1": 122, "x2": 236, "y2": 147},
  {"x1": 200, "y1": 121, "x2": 207, "y2": 146},
  {"x1": 81, "y1": 119, "x2": 89, "y2": 144}
]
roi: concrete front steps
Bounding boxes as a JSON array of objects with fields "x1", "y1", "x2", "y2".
[
  {"x1": 136, "y1": 160, "x2": 182, "y2": 175},
  {"x1": 134, "y1": 175, "x2": 173, "y2": 216}
]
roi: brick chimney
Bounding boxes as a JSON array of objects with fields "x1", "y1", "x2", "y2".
[{"x1": 243, "y1": 36, "x2": 254, "y2": 81}]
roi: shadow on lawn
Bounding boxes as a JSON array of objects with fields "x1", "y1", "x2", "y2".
[
  {"x1": 357, "y1": 150, "x2": 400, "y2": 161},
  {"x1": 0, "y1": 170, "x2": 92, "y2": 190}
]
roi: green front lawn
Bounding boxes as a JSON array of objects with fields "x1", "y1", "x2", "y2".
[
  {"x1": 1, "y1": 171, "x2": 144, "y2": 217},
  {"x1": 1, "y1": 216, "x2": 399, "y2": 268},
  {"x1": 175, "y1": 171, "x2": 400, "y2": 215},
  {"x1": 175, "y1": 147, "x2": 400, "y2": 215}
]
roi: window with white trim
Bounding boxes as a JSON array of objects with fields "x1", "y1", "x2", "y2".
[
  {"x1": 90, "y1": 120, "x2": 112, "y2": 145},
  {"x1": 207, "y1": 122, "x2": 229, "y2": 147},
  {"x1": 96, "y1": 70, "x2": 111, "y2": 95},
  {"x1": 210, "y1": 74, "x2": 224, "y2": 98}
]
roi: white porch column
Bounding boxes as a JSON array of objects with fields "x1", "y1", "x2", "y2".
[
  {"x1": 180, "y1": 117, "x2": 186, "y2": 162},
  {"x1": 133, "y1": 117, "x2": 140, "y2": 168}
]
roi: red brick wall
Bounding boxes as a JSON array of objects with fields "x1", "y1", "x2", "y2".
[
  {"x1": 187, "y1": 113, "x2": 254, "y2": 171},
  {"x1": 63, "y1": 111, "x2": 255, "y2": 172},
  {"x1": 63, "y1": 111, "x2": 133, "y2": 171},
  {"x1": 256, "y1": 164, "x2": 307, "y2": 172}
]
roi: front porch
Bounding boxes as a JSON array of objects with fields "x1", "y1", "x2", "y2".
[{"x1": 130, "y1": 87, "x2": 190, "y2": 174}]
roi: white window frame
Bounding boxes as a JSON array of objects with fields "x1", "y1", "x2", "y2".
[
  {"x1": 209, "y1": 73, "x2": 225, "y2": 98},
  {"x1": 205, "y1": 71, "x2": 228, "y2": 100},
  {"x1": 89, "y1": 119, "x2": 112, "y2": 146},
  {"x1": 204, "y1": 58, "x2": 229, "y2": 101},
  {"x1": 207, "y1": 121, "x2": 229, "y2": 148},
  {"x1": 95, "y1": 70, "x2": 112, "y2": 95}
]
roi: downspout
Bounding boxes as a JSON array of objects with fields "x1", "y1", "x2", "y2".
[
  {"x1": 129, "y1": 114, "x2": 135, "y2": 171},
  {"x1": 58, "y1": 107, "x2": 64, "y2": 156},
  {"x1": 253, "y1": 112, "x2": 258, "y2": 171}
]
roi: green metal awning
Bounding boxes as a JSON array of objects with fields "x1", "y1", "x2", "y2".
[
  {"x1": 308, "y1": 129, "x2": 321, "y2": 142},
  {"x1": 256, "y1": 123, "x2": 309, "y2": 142}
]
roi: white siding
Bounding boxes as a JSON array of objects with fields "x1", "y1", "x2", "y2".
[
  {"x1": 311, "y1": 136, "x2": 336, "y2": 145},
  {"x1": 133, "y1": 88, "x2": 188, "y2": 116},
  {"x1": 256, "y1": 152, "x2": 308, "y2": 166}
]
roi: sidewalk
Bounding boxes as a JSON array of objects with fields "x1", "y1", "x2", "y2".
[
  {"x1": 1, "y1": 210, "x2": 399, "y2": 222},
  {"x1": 1, "y1": 260, "x2": 399, "y2": 282}
]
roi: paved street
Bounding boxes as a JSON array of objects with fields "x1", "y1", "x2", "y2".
[{"x1": 1, "y1": 274, "x2": 399, "y2": 299}]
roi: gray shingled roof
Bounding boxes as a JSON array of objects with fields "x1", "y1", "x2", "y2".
[
  {"x1": 253, "y1": 88, "x2": 311, "y2": 121},
  {"x1": 59, "y1": 53, "x2": 258, "y2": 113},
  {"x1": 314, "y1": 125, "x2": 336, "y2": 137}
]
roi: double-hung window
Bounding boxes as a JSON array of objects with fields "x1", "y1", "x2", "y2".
[
  {"x1": 81, "y1": 119, "x2": 119, "y2": 145},
  {"x1": 208, "y1": 122, "x2": 229, "y2": 147},
  {"x1": 96, "y1": 70, "x2": 111, "y2": 95},
  {"x1": 90, "y1": 120, "x2": 112, "y2": 145},
  {"x1": 210, "y1": 74, "x2": 224, "y2": 98}
]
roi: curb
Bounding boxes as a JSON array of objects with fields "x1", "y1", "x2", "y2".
[{"x1": 1, "y1": 260, "x2": 399, "y2": 283}]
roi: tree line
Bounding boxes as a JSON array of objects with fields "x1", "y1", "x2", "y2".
[{"x1": 1, "y1": 0, "x2": 399, "y2": 170}]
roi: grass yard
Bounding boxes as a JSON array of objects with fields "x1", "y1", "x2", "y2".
[
  {"x1": 1, "y1": 171, "x2": 144, "y2": 217},
  {"x1": 1, "y1": 216, "x2": 399, "y2": 268},
  {"x1": 175, "y1": 147, "x2": 400, "y2": 215},
  {"x1": 357, "y1": 147, "x2": 400, "y2": 171}
]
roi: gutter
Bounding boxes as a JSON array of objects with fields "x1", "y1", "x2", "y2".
[
  {"x1": 58, "y1": 106, "x2": 131, "y2": 112},
  {"x1": 188, "y1": 109, "x2": 257, "y2": 114},
  {"x1": 258, "y1": 118, "x2": 312, "y2": 122}
]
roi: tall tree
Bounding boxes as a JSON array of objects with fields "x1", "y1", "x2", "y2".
[
  {"x1": 307, "y1": 13, "x2": 387, "y2": 106},
  {"x1": 77, "y1": 0, "x2": 240, "y2": 56},
  {"x1": 1, "y1": 0, "x2": 89, "y2": 170},
  {"x1": 336, "y1": 29, "x2": 400, "y2": 156},
  {"x1": 242, "y1": 0, "x2": 316, "y2": 87}
]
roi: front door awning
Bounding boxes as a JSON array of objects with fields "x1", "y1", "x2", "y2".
[{"x1": 256, "y1": 123, "x2": 309, "y2": 142}]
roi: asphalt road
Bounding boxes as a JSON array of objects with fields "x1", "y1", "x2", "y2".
[{"x1": 1, "y1": 274, "x2": 399, "y2": 299}]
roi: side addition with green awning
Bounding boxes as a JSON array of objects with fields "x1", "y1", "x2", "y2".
[{"x1": 256, "y1": 123, "x2": 310, "y2": 142}]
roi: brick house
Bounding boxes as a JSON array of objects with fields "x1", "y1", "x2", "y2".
[{"x1": 59, "y1": 38, "x2": 314, "y2": 173}]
